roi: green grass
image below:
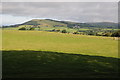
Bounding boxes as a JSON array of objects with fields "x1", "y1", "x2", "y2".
[
  {"x1": 2, "y1": 30, "x2": 119, "y2": 78},
  {"x1": 2, "y1": 50, "x2": 120, "y2": 78},
  {"x1": 2, "y1": 30, "x2": 118, "y2": 58},
  {"x1": 2, "y1": 27, "x2": 20, "y2": 30}
]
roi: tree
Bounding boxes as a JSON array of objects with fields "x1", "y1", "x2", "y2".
[
  {"x1": 73, "y1": 31, "x2": 79, "y2": 34},
  {"x1": 38, "y1": 26, "x2": 41, "y2": 31},
  {"x1": 29, "y1": 27, "x2": 35, "y2": 30},
  {"x1": 61, "y1": 29, "x2": 67, "y2": 33},
  {"x1": 86, "y1": 30, "x2": 96, "y2": 35},
  {"x1": 96, "y1": 33, "x2": 102, "y2": 36},
  {"x1": 103, "y1": 32, "x2": 112, "y2": 37},
  {"x1": 18, "y1": 27, "x2": 26, "y2": 30},
  {"x1": 51, "y1": 29, "x2": 55, "y2": 32},
  {"x1": 111, "y1": 30, "x2": 120, "y2": 37},
  {"x1": 56, "y1": 29, "x2": 60, "y2": 32}
]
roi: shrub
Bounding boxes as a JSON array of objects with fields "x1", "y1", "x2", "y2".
[
  {"x1": 29, "y1": 27, "x2": 35, "y2": 30},
  {"x1": 111, "y1": 30, "x2": 120, "y2": 37},
  {"x1": 96, "y1": 33, "x2": 102, "y2": 36},
  {"x1": 56, "y1": 29, "x2": 60, "y2": 32},
  {"x1": 103, "y1": 32, "x2": 112, "y2": 37},
  {"x1": 87, "y1": 32, "x2": 96, "y2": 35},
  {"x1": 51, "y1": 29, "x2": 55, "y2": 32},
  {"x1": 18, "y1": 27, "x2": 26, "y2": 30},
  {"x1": 73, "y1": 31, "x2": 79, "y2": 34},
  {"x1": 61, "y1": 29, "x2": 67, "y2": 33}
]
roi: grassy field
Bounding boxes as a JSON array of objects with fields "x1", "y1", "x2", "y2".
[
  {"x1": 3, "y1": 50, "x2": 119, "y2": 78},
  {"x1": 2, "y1": 30, "x2": 118, "y2": 58},
  {"x1": 2, "y1": 30, "x2": 119, "y2": 78}
]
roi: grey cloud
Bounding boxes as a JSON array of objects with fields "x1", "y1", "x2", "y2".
[
  {"x1": 1, "y1": 0, "x2": 119, "y2": 2},
  {"x1": 2, "y1": 2, "x2": 118, "y2": 22}
]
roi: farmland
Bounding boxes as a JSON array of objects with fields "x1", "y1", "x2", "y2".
[
  {"x1": 2, "y1": 29, "x2": 120, "y2": 78},
  {"x1": 1, "y1": 2, "x2": 120, "y2": 78},
  {"x1": 2, "y1": 30, "x2": 118, "y2": 58},
  {"x1": 3, "y1": 50, "x2": 119, "y2": 78}
]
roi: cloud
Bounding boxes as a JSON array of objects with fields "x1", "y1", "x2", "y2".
[
  {"x1": 1, "y1": 0, "x2": 119, "y2": 2},
  {"x1": 1, "y1": 2, "x2": 118, "y2": 24}
]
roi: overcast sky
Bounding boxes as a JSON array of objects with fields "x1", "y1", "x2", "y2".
[{"x1": 1, "y1": 2, "x2": 118, "y2": 25}]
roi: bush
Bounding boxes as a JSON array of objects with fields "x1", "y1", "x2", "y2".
[
  {"x1": 111, "y1": 30, "x2": 120, "y2": 37},
  {"x1": 103, "y1": 32, "x2": 112, "y2": 37},
  {"x1": 51, "y1": 29, "x2": 55, "y2": 32},
  {"x1": 61, "y1": 29, "x2": 67, "y2": 33},
  {"x1": 56, "y1": 29, "x2": 60, "y2": 32},
  {"x1": 29, "y1": 27, "x2": 35, "y2": 30},
  {"x1": 87, "y1": 32, "x2": 96, "y2": 35},
  {"x1": 18, "y1": 27, "x2": 26, "y2": 30},
  {"x1": 96, "y1": 33, "x2": 102, "y2": 36},
  {"x1": 73, "y1": 31, "x2": 79, "y2": 34},
  {"x1": 85, "y1": 30, "x2": 96, "y2": 35}
]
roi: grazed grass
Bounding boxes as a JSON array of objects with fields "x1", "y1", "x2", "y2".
[
  {"x1": 2, "y1": 30, "x2": 118, "y2": 58},
  {"x1": 2, "y1": 30, "x2": 119, "y2": 78},
  {"x1": 2, "y1": 50, "x2": 120, "y2": 78}
]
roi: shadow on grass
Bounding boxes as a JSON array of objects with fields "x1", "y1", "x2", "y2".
[{"x1": 2, "y1": 50, "x2": 120, "y2": 78}]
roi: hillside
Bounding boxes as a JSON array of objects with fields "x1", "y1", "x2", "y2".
[
  {"x1": 87, "y1": 22, "x2": 118, "y2": 29},
  {"x1": 20, "y1": 19, "x2": 119, "y2": 29},
  {"x1": 2, "y1": 19, "x2": 118, "y2": 29},
  {"x1": 22, "y1": 19, "x2": 67, "y2": 27}
]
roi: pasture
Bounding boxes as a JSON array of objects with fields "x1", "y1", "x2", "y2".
[
  {"x1": 2, "y1": 30, "x2": 118, "y2": 58},
  {"x1": 3, "y1": 50, "x2": 119, "y2": 78},
  {"x1": 2, "y1": 30, "x2": 120, "y2": 78}
]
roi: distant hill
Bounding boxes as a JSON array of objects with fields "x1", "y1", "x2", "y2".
[
  {"x1": 2, "y1": 19, "x2": 119, "y2": 29},
  {"x1": 87, "y1": 22, "x2": 118, "y2": 29},
  {"x1": 22, "y1": 19, "x2": 67, "y2": 27}
]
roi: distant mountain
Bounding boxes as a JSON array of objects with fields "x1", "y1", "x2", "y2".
[
  {"x1": 22, "y1": 19, "x2": 67, "y2": 27},
  {"x1": 14, "y1": 19, "x2": 92, "y2": 28},
  {"x1": 2, "y1": 19, "x2": 119, "y2": 29},
  {"x1": 87, "y1": 22, "x2": 118, "y2": 29},
  {"x1": 2, "y1": 24, "x2": 21, "y2": 28}
]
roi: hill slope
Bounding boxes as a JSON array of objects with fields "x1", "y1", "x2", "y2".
[
  {"x1": 2, "y1": 19, "x2": 118, "y2": 29},
  {"x1": 20, "y1": 19, "x2": 119, "y2": 29},
  {"x1": 87, "y1": 22, "x2": 118, "y2": 29},
  {"x1": 22, "y1": 19, "x2": 67, "y2": 27}
]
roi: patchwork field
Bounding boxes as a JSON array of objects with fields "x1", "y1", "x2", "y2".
[{"x1": 2, "y1": 30, "x2": 120, "y2": 78}]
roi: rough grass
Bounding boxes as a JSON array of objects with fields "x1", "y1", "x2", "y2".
[
  {"x1": 2, "y1": 30, "x2": 118, "y2": 58},
  {"x1": 2, "y1": 50, "x2": 120, "y2": 78}
]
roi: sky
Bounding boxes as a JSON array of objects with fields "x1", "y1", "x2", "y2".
[
  {"x1": 1, "y1": 0, "x2": 119, "y2": 2},
  {"x1": 0, "y1": 1, "x2": 118, "y2": 25}
]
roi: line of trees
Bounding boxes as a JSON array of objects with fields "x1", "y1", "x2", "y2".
[
  {"x1": 18, "y1": 27, "x2": 35, "y2": 30},
  {"x1": 51, "y1": 29, "x2": 67, "y2": 33},
  {"x1": 49, "y1": 29, "x2": 120, "y2": 37},
  {"x1": 19, "y1": 27, "x2": 120, "y2": 37},
  {"x1": 82, "y1": 30, "x2": 120, "y2": 37}
]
